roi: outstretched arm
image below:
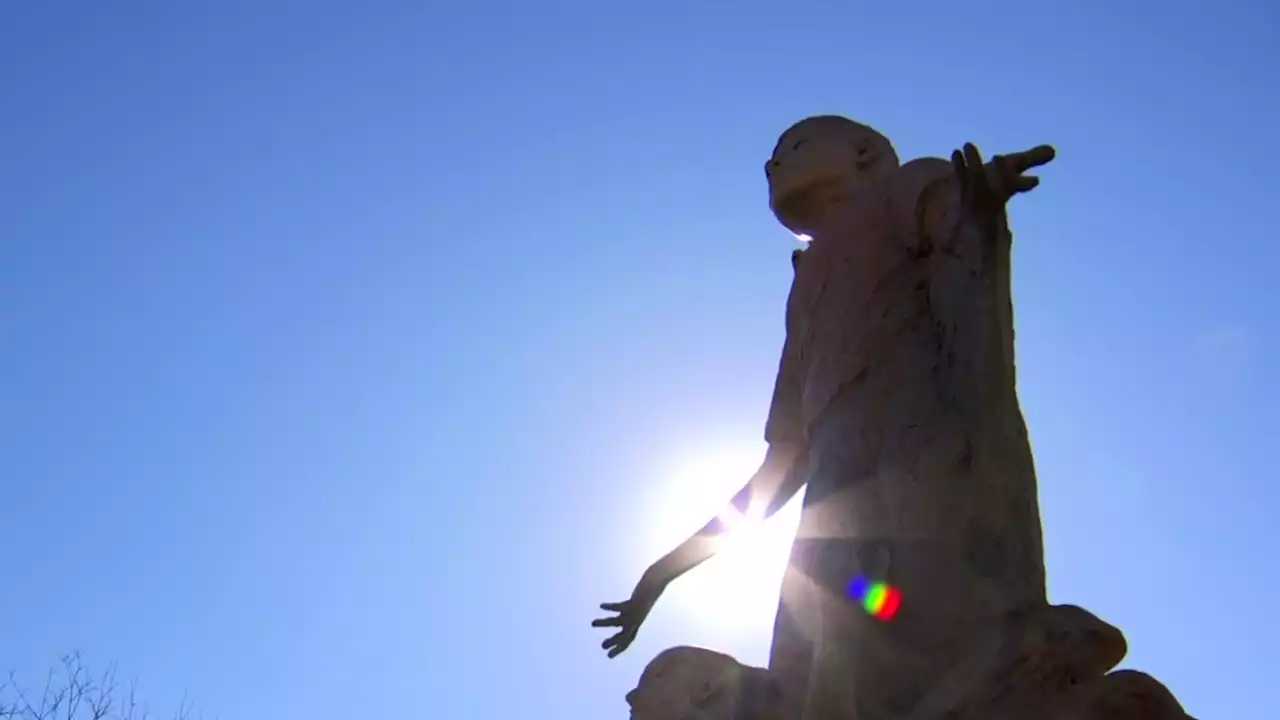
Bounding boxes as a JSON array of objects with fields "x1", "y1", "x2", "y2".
[
  {"x1": 910, "y1": 145, "x2": 1054, "y2": 413},
  {"x1": 653, "y1": 253, "x2": 810, "y2": 585},
  {"x1": 645, "y1": 440, "x2": 805, "y2": 587},
  {"x1": 948, "y1": 143, "x2": 1055, "y2": 378},
  {"x1": 593, "y1": 272, "x2": 809, "y2": 658},
  {"x1": 592, "y1": 441, "x2": 805, "y2": 657}
]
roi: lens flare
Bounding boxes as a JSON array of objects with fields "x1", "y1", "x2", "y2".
[{"x1": 846, "y1": 574, "x2": 901, "y2": 621}]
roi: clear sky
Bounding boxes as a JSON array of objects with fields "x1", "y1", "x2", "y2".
[{"x1": 2, "y1": 1, "x2": 1276, "y2": 718}]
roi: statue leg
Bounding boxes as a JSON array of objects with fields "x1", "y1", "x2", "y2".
[
  {"x1": 800, "y1": 535, "x2": 972, "y2": 720},
  {"x1": 795, "y1": 380, "x2": 991, "y2": 719}
]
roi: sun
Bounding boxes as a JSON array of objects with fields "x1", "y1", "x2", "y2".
[{"x1": 642, "y1": 439, "x2": 803, "y2": 631}]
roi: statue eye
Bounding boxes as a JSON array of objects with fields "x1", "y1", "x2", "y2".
[{"x1": 792, "y1": 139, "x2": 808, "y2": 150}]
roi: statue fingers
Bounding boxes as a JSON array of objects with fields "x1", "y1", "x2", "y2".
[
  {"x1": 1011, "y1": 175, "x2": 1041, "y2": 194},
  {"x1": 599, "y1": 601, "x2": 627, "y2": 612},
  {"x1": 611, "y1": 635, "x2": 637, "y2": 658},
  {"x1": 963, "y1": 143, "x2": 996, "y2": 198},
  {"x1": 950, "y1": 149, "x2": 967, "y2": 185},
  {"x1": 592, "y1": 615, "x2": 624, "y2": 628},
  {"x1": 604, "y1": 628, "x2": 637, "y2": 657},
  {"x1": 602, "y1": 630, "x2": 625, "y2": 651},
  {"x1": 951, "y1": 146, "x2": 982, "y2": 195},
  {"x1": 962, "y1": 143, "x2": 986, "y2": 176},
  {"x1": 1007, "y1": 144, "x2": 1056, "y2": 173}
]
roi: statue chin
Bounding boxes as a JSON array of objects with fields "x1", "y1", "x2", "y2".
[{"x1": 768, "y1": 180, "x2": 835, "y2": 236}]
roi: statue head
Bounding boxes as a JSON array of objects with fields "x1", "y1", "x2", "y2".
[
  {"x1": 625, "y1": 646, "x2": 782, "y2": 720},
  {"x1": 624, "y1": 646, "x2": 721, "y2": 718},
  {"x1": 766, "y1": 115, "x2": 900, "y2": 236}
]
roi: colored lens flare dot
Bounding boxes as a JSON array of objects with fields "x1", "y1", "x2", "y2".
[{"x1": 846, "y1": 574, "x2": 901, "y2": 621}]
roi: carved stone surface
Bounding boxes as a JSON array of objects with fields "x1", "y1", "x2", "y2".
[
  {"x1": 626, "y1": 646, "x2": 781, "y2": 720},
  {"x1": 911, "y1": 603, "x2": 1129, "y2": 719},
  {"x1": 617, "y1": 116, "x2": 1198, "y2": 718},
  {"x1": 639, "y1": 612, "x2": 1195, "y2": 719},
  {"x1": 1064, "y1": 670, "x2": 1193, "y2": 720},
  {"x1": 762, "y1": 116, "x2": 1053, "y2": 719}
]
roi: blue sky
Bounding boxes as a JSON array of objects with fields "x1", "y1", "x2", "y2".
[{"x1": 1, "y1": 1, "x2": 1276, "y2": 718}]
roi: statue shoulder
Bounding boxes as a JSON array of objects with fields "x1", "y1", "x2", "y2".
[
  {"x1": 887, "y1": 157, "x2": 959, "y2": 251},
  {"x1": 889, "y1": 157, "x2": 955, "y2": 207}
]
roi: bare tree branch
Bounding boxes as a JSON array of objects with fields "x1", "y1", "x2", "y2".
[{"x1": 0, "y1": 654, "x2": 196, "y2": 720}]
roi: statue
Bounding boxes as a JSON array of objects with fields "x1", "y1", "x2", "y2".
[
  {"x1": 624, "y1": 646, "x2": 782, "y2": 720},
  {"x1": 594, "y1": 116, "x2": 1193, "y2": 719}
]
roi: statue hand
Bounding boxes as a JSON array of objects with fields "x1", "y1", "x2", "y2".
[
  {"x1": 951, "y1": 142, "x2": 1056, "y2": 214},
  {"x1": 592, "y1": 571, "x2": 668, "y2": 658}
]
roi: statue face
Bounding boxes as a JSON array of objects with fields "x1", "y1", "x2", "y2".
[
  {"x1": 766, "y1": 115, "x2": 900, "y2": 235},
  {"x1": 625, "y1": 647, "x2": 740, "y2": 719},
  {"x1": 624, "y1": 651, "x2": 697, "y2": 718}
]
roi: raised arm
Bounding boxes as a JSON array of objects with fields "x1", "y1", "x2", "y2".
[{"x1": 909, "y1": 146, "x2": 1054, "y2": 413}]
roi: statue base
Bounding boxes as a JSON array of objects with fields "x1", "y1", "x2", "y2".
[{"x1": 627, "y1": 605, "x2": 1196, "y2": 720}]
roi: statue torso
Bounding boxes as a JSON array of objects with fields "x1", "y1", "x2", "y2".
[
  {"x1": 787, "y1": 159, "x2": 951, "y2": 437},
  {"x1": 782, "y1": 157, "x2": 1046, "y2": 615}
]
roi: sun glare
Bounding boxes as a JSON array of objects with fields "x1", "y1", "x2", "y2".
[{"x1": 643, "y1": 440, "x2": 802, "y2": 630}]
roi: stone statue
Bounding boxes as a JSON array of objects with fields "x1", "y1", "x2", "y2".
[
  {"x1": 594, "y1": 116, "x2": 1194, "y2": 719},
  {"x1": 624, "y1": 646, "x2": 782, "y2": 720}
]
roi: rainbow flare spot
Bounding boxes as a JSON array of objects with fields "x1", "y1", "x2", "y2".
[{"x1": 846, "y1": 574, "x2": 901, "y2": 621}]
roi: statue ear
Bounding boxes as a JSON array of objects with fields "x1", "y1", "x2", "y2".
[{"x1": 791, "y1": 249, "x2": 805, "y2": 271}]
